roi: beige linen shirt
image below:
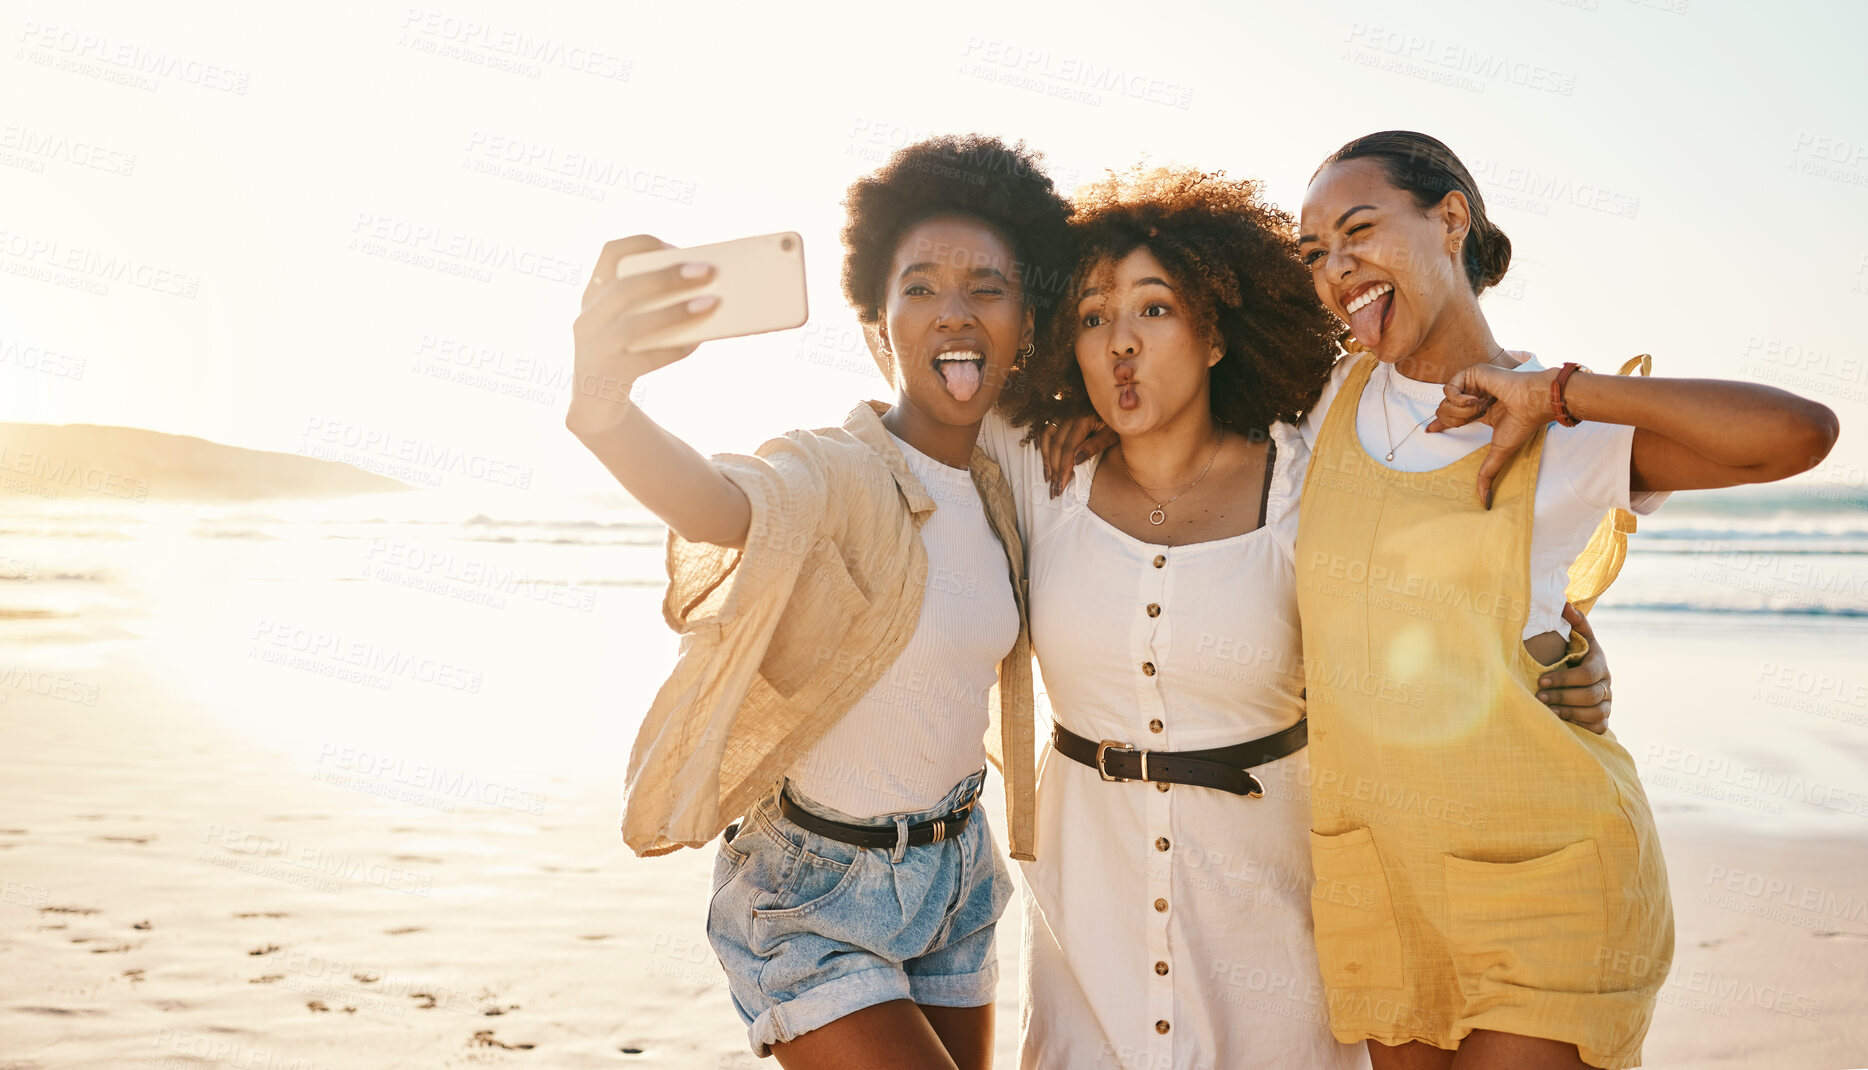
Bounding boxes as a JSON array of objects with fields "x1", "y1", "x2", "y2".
[{"x1": 622, "y1": 401, "x2": 1038, "y2": 860}]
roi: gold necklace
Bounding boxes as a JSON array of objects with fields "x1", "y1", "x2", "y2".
[
  {"x1": 1114, "y1": 430, "x2": 1224, "y2": 526},
  {"x1": 1379, "y1": 347, "x2": 1509, "y2": 462}
]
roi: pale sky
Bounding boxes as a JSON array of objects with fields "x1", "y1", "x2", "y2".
[{"x1": 3, "y1": 0, "x2": 1864, "y2": 499}]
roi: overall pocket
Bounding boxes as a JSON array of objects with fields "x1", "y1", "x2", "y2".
[
  {"x1": 1442, "y1": 838, "x2": 1608, "y2": 997},
  {"x1": 1309, "y1": 827, "x2": 1406, "y2": 990}
]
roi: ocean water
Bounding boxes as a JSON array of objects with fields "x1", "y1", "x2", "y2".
[{"x1": 3, "y1": 483, "x2": 1864, "y2": 836}]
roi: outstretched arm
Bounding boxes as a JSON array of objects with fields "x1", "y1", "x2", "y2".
[
  {"x1": 567, "y1": 236, "x2": 751, "y2": 548},
  {"x1": 1429, "y1": 365, "x2": 1839, "y2": 507}
]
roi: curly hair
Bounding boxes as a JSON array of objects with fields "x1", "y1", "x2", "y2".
[
  {"x1": 840, "y1": 134, "x2": 1075, "y2": 345},
  {"x1": 1004, "y1": 166, "x2": 1341, "y2": 437}
]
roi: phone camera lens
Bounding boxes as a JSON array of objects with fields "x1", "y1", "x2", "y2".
[{"x1": 780, "y1": 237, "x2": 794, "y2": 251}]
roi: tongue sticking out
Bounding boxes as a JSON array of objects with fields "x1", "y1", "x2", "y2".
[
  {"x1": 1348, "y1": 290, "x2": 1391, "y2": 350},
  {"x1": 938, "y1": 360, "x2": 983, "y2": 402}
]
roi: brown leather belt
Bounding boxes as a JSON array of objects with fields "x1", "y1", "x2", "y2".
[{"x1": 1052, "y1": 718, "x2": 1307, "y2": 797}]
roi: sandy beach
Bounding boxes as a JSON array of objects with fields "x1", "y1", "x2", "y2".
[{"x1": 2, "y1": 492, "x2": 1866, "y2": 1069}]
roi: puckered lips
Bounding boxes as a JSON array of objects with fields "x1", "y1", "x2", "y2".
[
  {"x1": 1342, "y1": 280, "x2": 1395, "y2": 349},
  {"x1": 1114, "y1": 358, "x2": 1140, "y2": 411},
  {"x1": 932, "y1": 338, "x2": 987, "y2": 403}
]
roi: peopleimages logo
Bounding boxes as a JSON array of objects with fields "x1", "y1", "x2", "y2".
[
  {"x1": 298, "y1": 417, "x2": 533, "y2": 490},
  {"x1": 1342, "y1": 24, "x2": 1578, "y2": 97},
  {"x1": 0, "y1": 229, "x2": 200, "y2": 298}
]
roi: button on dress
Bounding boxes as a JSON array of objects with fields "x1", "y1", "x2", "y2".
[{"x1": 979, "y1": 416, "x2": 1367, "y2": 1070}]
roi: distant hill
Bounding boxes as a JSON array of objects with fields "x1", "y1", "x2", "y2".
[{"x1": 0, "y1": 423, "x2": 413, "y2": 501}]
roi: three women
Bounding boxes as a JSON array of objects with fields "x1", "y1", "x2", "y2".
[{"x1": 576, "y1": 129, "x2": 1839, "y2": 1070}]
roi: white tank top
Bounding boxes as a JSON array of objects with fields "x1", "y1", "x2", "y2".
[{"x1": 782, "y1": 431, "x2": 1020, "y2": 818}]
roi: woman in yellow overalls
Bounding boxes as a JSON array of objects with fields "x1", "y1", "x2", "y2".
[{"x1": 1292, "y1": 131, "x2": 1840, "y2": 1070}]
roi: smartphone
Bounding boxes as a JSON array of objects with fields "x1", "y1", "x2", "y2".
[{"x1": 617, "y1": 231, "x2": 808, "y2": 351}]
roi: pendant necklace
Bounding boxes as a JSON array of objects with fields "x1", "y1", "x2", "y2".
[
  {"x1": 1115, "y1": 429, "x2": 1224, "y2": 526},
  {"x1": 1380, "y1": 347, "x2": 1510, "y2": 462}
]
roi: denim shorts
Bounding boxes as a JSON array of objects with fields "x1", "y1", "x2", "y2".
[{"x1": 705, "y1": 767, "x2": 1011, "y2": 1056}]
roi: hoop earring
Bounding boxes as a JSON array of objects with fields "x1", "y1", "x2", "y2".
[{"x1": 1018, "y1": 343, "x2": 1035, "y2": 359}]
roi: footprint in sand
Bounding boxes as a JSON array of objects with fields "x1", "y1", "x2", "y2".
[
  {"x1": 93, "y1": 835, "x2": 154, "y2": 845},
  {"x1": 40, "y1": 905, "x2": 100, "y2": 916},
  {"x1": 249, "y1": 975, "x2": 284, "y2": 984},
  {"x1": 14, "y1": 1006, "x2": 106, "y2": 1016},
  {"x1": 122, "y1": 969, "x2": 145, "y2": 984},
  {"x1": 577, "y1": 934, "x2": 610, "y2": 942},
  {"x1": 234, "y1": 912, "x2": 288, "y2": 919},
  {"x1": 88, "y1": 944, "x2": 135, "y2": 954},
  {"x1": 411, "y1": 992, "x2": 438, "y2": 1010},
  {"x1": 481, "y1": 1004, "x2": 520, "y2": 1016},
  {"x1": 471, "y1": 1030, "x2": 535, "y2": 1051},
  {"x1": 351, "y1": 972, "x2": 379, "y2": 984},
  {"x1": 248, "y1": 944, "x2": 280, "y2": 956},
  {"x1": 384, "y1": 926, "x2": 423, "y2": 935},
  {"x1": 133, "y1": 920, "x2": 152, "y2": 930},
  {"x1": 391, "y1": 855, "x2": 443, "y2": 864}
]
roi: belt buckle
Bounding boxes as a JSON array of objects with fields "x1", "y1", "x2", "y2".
[
  {"x1": 930, "y1": 797, "x2": 973, "y2": 844},
  {"x1": 1096, "y1": 739, "x2": 1137, "y2": 783},
  {"x1": 1244, "y1": 770, "x2": 1265, "y2": 799}
]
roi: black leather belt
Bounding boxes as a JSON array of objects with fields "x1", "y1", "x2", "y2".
[
  {"x1": 1052, "y1": 718, "x2": 1307, "y2": 797},
  {"x1": 775, "y1": 785, "x2": 977, "y2": 850}
]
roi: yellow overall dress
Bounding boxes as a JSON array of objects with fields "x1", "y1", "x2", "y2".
[{"x1": 1294, "y1": 356, "x2": 1673, "y2": 1069}]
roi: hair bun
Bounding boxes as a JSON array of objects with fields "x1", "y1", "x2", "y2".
[{"x1": 1467, "y1": 221, "x2": 1512, "y2": 293}]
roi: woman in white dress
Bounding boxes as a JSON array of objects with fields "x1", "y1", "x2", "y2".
[{"x1": 977, "y1": 167, "x2": 1616, "y2": 1070}]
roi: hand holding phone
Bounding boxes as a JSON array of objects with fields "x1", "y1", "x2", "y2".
[
  {"x1": 568, "y1": 232, "x2": 808, "y2": 437},
  {"x1": 615, "y1": 231, "x2": 808, "y2": 352}
]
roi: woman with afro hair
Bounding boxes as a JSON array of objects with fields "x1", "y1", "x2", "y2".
[
  {"x1": 567, "y1": 135, "x2": 1071, "y2": 1069},
  {"x1": 977, "y1": 165, "x2": 1617, "y2": 1069}
]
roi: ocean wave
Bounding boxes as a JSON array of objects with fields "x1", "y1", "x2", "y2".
[
  {"x1": 1603, "y1": 602, "x2": 1868, "y2": 620},
  {"x1": 461, "y1": 513, "x2": 659, "y2": 530},
  {"x1": 1633, "y1": 543, "x2": 1868, "y2": 556},
  {"x1": 460, "y1": 534, "x2": 665, "y2": 547},
  {"x1": 572, "y1": 578, "x2": 665, "y2": 587},
  {"x1": 191, "y1": 529, "x2": 282, "y2": 541}
]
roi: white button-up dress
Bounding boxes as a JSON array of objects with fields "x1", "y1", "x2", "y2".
[{"x1": 979, "y1": 416, "x2": 1368, "y2": 1070}]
